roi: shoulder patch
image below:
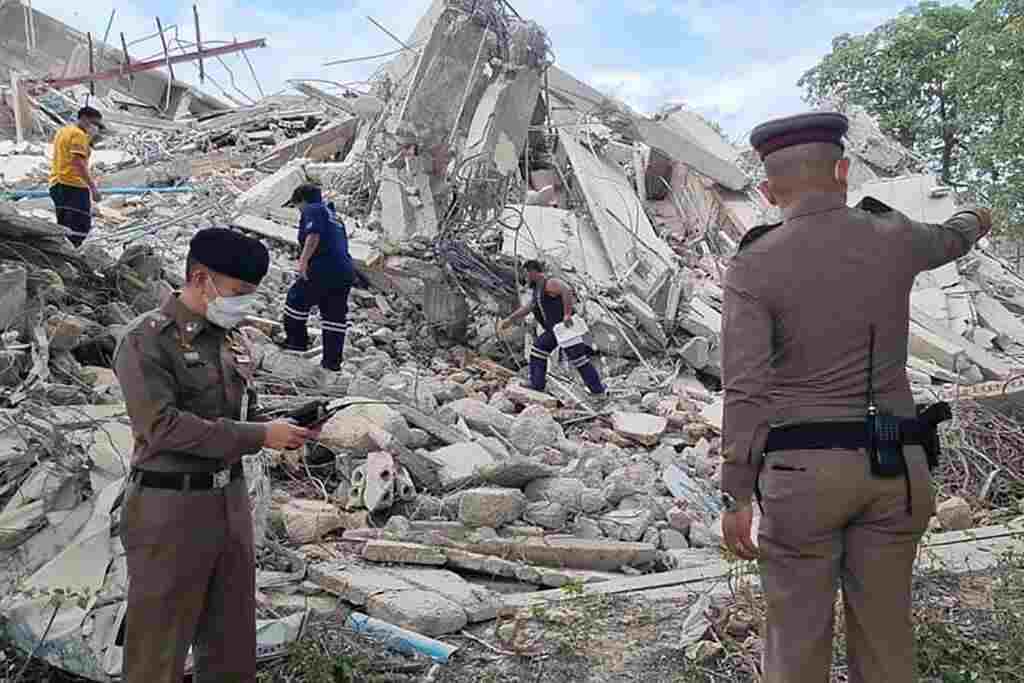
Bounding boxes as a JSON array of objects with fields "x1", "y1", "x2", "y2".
[
  {"x1": 855, "y1": 196, "x2": 894, "y2": 215},
  {"x1": 738, "y1": 221, "x2": 783, "y2": 252}
]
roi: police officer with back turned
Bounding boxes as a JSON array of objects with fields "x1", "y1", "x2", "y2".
[{"x1": 720, "y1": 112, "x2": 992, "y2": 682}]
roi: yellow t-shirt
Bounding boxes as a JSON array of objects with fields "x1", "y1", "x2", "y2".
[{"x1": 49, "y1": 125, "x2": 92, "y2": 188}]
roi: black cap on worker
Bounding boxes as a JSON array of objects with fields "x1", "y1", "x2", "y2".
[
  {"x1": 285, "y1": 183, "x2": 323, "y2": 207},
  {"x1": 188, "y1": 227, "x2": 270, "y2": 285},
  {"x1": 77, "y1": 106, "x2": 106, "y2": 131},
  {"x1": 749, "y1": 112, "x2": 849, "y2": 161}
]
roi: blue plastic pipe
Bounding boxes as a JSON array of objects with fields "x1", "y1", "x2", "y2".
[
  {"x1": 2, "y1": 186, "x2": 195, "y2": 200},
  {"x1": 345, "y1": 611, "x2": 458, "y2": 663}
]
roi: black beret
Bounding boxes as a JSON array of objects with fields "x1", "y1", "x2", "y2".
[
  {"x1": 188, "y1": 228, "x2": 269, "y2": 285},
  {"x1": 749, "y1": 112, "x2": 849, "y2": 160}
]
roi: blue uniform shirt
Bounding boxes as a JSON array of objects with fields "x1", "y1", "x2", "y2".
[{"x1": 298, "y1": 201, "x2": 354, "y2": 283}]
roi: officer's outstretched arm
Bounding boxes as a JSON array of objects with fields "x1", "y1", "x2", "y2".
[
  {"x1": 115, "y1": 331, "x2": 267, "y2": 465},
  {"x1": 907, "y1": 206, "x2": 992, "y2": 273},
  {"x1": 721, "y1": 259, "x2": 773, "y2": 504}
]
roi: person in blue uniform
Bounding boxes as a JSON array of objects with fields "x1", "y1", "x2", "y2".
[
  {"x1": 281, "y1": 183, "x2": 354, "y2": 371},
  {"x1": 498, "y1": 260, "x2": 606, "y2": 395}
]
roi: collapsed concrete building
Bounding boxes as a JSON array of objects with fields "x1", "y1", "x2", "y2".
[{"x1": 1, "y1": 0, "x2": 1024, "y2": 679}]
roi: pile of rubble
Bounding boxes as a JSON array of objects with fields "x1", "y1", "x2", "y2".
[{"x1": 2, "y1": 0, "x2": 1024, "y2": 679}]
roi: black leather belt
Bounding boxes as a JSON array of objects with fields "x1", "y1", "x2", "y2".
[
  {"x1": 130, "y1": 462, "x2": 243, "y2": 491},
  {"x1": 764, "y1": 419, "x2": 931, "y2": 453}
]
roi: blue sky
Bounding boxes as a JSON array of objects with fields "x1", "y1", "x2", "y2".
[{"x1": 28, "y1": 0, "x2": 965, "y2": 141}]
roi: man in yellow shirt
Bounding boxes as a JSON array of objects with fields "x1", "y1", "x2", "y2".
[{"x1": 49, "y1": 106, "x2": 104, "y2": 247}]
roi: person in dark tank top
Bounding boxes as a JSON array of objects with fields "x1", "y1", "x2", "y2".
[{"x1": 498, "y1": 260, "x2": 606, "y2": 395}]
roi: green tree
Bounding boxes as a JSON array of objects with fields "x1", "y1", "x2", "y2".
[{"x1": 799, "y1": 1, "x2": 1024, "y2": 234}]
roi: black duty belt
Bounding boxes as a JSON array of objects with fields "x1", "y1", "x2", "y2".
[
  {"x1": 765, "y1": 419, "x2": 932, "y2": 453},
  {"x1": 130, "y1": 462, "x2": 243, "y2": 491}
]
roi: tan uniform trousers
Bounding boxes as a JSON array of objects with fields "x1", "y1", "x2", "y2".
[
  {"x1": 121, "y1": 476, "x2": 256, "y2": 683},
  {"x1": 757, "y1": 445, "x2": 933, "y2": 683}
]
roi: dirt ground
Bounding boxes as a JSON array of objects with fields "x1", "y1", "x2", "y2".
[{"x1": 4, "y1": 553, "x2": 1024, "y2": 683}]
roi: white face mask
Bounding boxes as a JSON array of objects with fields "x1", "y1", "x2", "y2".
[{"x1": 205, "y1": 277, "x2": 260, "y2": 329}]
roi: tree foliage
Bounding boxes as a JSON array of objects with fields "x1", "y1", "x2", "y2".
[{"x1": 799, "y1": 1, "x2": 1024, "y2": 236}]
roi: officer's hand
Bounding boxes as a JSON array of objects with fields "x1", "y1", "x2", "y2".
[
  {"x1": 91, "y1": 187, "x2": 102, "y2": 203},
  {"x1": 264, "y1": 420, "x2": 312, "y2": 450},
  {"x1": 297, "y1": 261, "x2": 309, "y2": 280},
  {"x1": 563, "y1": 316, "x2": 574, "y2": 328},
  {"x1": 723, "y1": 505, "x2": 759, "y2": 561}
]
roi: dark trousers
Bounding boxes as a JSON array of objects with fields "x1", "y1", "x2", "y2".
[
  {"x1": 121, "y1": 477, "x2": 257, "y2": 682},
  {"x1": 529, "y1": 329, "x2": 605, "y2": 394},
  {"x1": 49, "y1": 183, "x2": 92, "y2": 247},
  {"x1": 283, "y1": 276, "x2": 351, "y2": 370}
]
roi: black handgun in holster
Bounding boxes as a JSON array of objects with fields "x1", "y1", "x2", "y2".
[{"x1": 915, "y1": 401, "x2": 952, "y2": 471}]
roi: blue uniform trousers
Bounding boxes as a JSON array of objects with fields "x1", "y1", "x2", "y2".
[
  {"x1": 529, "y1": 329, "x2": 605, "y2": 395},
  {"x1": 283, "y1": 276, "x2": 351, "y2": 370}
]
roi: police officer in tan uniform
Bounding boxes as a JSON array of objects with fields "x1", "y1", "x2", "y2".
[
  {"x1": 115, "y1": 228, "x2": 316, "y2": 682},
  {"x1": 719, "y1": 112, "x2": 992, "y2": 682}
]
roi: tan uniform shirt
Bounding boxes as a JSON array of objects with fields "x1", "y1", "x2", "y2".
[
  {"x1": 114, "y1": 293, "x2": 266, "y2": 472},
  {"x1": 721, "y1": 192, "x2": 987, "y2": 499}
]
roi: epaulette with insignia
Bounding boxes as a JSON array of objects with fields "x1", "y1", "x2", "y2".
[
  {"x1": 855, "y1": 196, "x2": 894, "y2": 214},
  {"x1": 738, "y1": 221, "x2": 783, "y2": 252}
]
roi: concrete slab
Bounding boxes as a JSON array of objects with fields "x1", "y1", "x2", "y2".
[
  {"x1": 464, "y1": 68, "x2": 543, "y2": 175},
  {"x1": 257, "y1": 117, "x2": 357, "y2": 172},
  {"x1": 308, "y1": 562, "x2": 415, "y2": 605},
  {"x1": 559, "y1": 131, "x2": 676, "y2": 297},
  {"x1": 611, "y1": 411, "x2": 668, "y2": 446},
  {"x1": 234, "y1": 161, "x2": 306, "y2": 213},
  {"x1": 383, "y1": 567, "x2": 501, "y2": 622},
  {"x1": 452, "y1": 535, "x2": 658, "y2": 572},
  {"x1": 365, "y1": 589, "x2": 467, "y2": 637},
  {"x1": 499, "y1": 205, "x2": 615, "y2": 286},
  {"x1": 363, "y1": 540, "x2": 447, "y2": 566},
  {"x1": 848, "y1": 174, "x2": 956, "y2": 224}
]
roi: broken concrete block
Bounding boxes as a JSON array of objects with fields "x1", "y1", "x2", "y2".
[
  {"x1": 341, "y1": 404, "x2": 413, "y2": 445},
  {"x1": 384, "y1": 567, "x2": 500, "y2": 622},
  {"x1": 479, "y1": 456, "x2": 556, "y2": 490},
  {"x1": 680, "y1": 337, "x2": 710, "y2": 369},
  {"x1": 598, "y1": 508, "x2": 654, "y2": 542},
  {"x1": 235, "y1": 160, "x2": 306, "y2": 214},
  {"x1": 363, "y1": 540, "x2": 447, "y2": 566},
  {"x1": 364, "y1": 451, "x2": 398, "y2": 512},
  {"x1": 936, "y1": 497, "x2": 973, "y2": 531},
  {"x1": 508, "y1": 412, "x2": 565, "y2": 455},
  {"x1": 602, "y1": 462, "x2": 658, "y2": 504},
  {"x1": 257, "y1": 116, "x2": 357, "y2": 171},
  {"x1": 611, "y1": 411, "x2": 668, "y2": 446},
  {"x1": 319, "y1": 413, "x2": 379, "y2": 455},
  {"x1": 282, "y1": 499, "x2": 367, "y2": 545},
  {"x1": 660, "y1": 528, "x2": 688, "y2": 550},
  {"x1": 309, "y1": 562, "x2": 415, "y2": 605},
  {"x1": 524, "y1": 477, "x2": 585, "y2": 510},
  {"x1": 45, "y1": 312, "x2": 96, "y2": 352},
  {"x1": 428, "y1": 441, "x2": 498, "y2": 490},
  {"x1": 457, "y1": 488, "x2": 527, "y2": 528},
  {"x1": 505, "y1": 384, "x2": 559, "y2": 409},
  {"x1": 366, "y1": 589, "x2": 468, "y2": 637},
  {"x1": 522, "y1": 501, "x2": 568, "y2": 530},
  {"x1": 438, "y1": 399, "x2": 512, "y2": 435},
  {"x1": 454, "y1": 535, "x2": 659, "y2": 571}
]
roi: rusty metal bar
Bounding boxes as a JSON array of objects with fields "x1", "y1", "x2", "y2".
[
  {"x1": 25, "y1": 38, "x2": 267, "y2": 90},
  {"x1": 119, "y1": 32, "x2": 134, "y2": 91},
  {"x1": 87, "y1": 32, "x2": 95, "y2": 96},
  {"x1": 193, "y1": 5, "x2": 204, "y2": 83}
]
